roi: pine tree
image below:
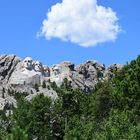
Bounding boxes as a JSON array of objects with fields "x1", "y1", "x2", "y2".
[
  {"x1": 42, "y1": 80, "x2": 46, "y2": 88},
  {"x1": 34, "y1": 83, "x2": 39, "y2": 92}
]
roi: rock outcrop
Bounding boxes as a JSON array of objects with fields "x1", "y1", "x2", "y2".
[
  {"x1": 75, "y1": 60, "x2": 105, "y2": 89},
  {"x1": 0, "y1": 55, "x2": 21, "y2": 84},
  {"x1": 9, "y1": 57, "x2": 43, "y2": 86},
  {"x1": 0, "y1": 54, "x2": 123, "y2": 110}
]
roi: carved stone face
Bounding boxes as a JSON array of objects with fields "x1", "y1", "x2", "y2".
[
  {"x1": 23, "y1": 57, "x2": 33, "y2": 70},
  {"x1": 52, "y1": 66, "x2": 60, "y2": 76},
  {"x1": 43, "y1": 66, "x2": 50, "y2": 77},
  {"x1": 34, "y1": 61, "x2": 43, "y2": 72}
]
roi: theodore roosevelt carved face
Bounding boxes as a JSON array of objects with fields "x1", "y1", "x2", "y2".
[{"x1": 43, "y1": 66, "x2": 50, "y2": 77}]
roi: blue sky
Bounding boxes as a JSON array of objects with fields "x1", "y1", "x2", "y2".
[{"x1": 0, "y1": 0, "x2": 140, "y2": 66}]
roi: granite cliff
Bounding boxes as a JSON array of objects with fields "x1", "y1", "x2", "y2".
[{"x1": 0, "y1": 54, "x2": 122, "y2": 110}]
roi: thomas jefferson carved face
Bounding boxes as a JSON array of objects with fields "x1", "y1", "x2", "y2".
[
  {"x1": 23, "y1": 57, "x2": 33, "y2": 70},
  {"x1": 34, "y1": 61, "x2": 43, "y2": 72}
]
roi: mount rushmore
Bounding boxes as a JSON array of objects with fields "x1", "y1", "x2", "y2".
[{"x1": 0, "y1": 54, "x2": 122, "y2": 110}]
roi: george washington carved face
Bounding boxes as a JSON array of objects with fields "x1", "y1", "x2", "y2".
[{"x1": 23, "y1": 57, "x2": 33, "y2": 70}]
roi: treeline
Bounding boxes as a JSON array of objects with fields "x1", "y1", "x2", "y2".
[{"x1": 1, "y1": 56, "x2": 140, "y2": 140}]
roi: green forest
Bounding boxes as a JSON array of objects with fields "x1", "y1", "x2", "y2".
[{"x1": 1, "y1": 55, "x2": 140, "y2": 140}]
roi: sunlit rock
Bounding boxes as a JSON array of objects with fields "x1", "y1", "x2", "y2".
[
  {"x1": 22, "y1": 57, "x2": 33, "y2": 70},
  {"x1": 9, "y1": 57, "x2": 42, "y2": 86},
  {"x1": 33, "y1": 61, "x2": 44, "y2": 73}
]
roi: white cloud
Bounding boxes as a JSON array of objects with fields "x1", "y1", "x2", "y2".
[{"x1": 39, "y1": 0, "x2": 121, "y2": 47}]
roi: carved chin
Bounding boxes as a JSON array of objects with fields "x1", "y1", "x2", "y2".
[
  {"x1": 23, "y1": 64, "x2": 28, "y2": 69},
  {"x1": 34, "y1": 67, "x2": 40, "y2": 72}
]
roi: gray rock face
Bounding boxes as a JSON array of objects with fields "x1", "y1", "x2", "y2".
[
  {"x1": 9, "y1": 57, "x2": 45, "y2": 86},
  {"x1": 75, "y1": 60, "x2": 105, "y2": 89},
  {"x1": 103, "y1": 64, "x2": 123, "y2": 80},
  {"x1": 0, "y1": 98, "x2": 6, "y2": 110},
  {"x1": 0, "y1": 55, "x2": 122, "y2": 90},
  {"x1": 0, "y1": 54, "x2": 123, "y2": 110},
  {"x1": 49, "y1": 61, "x2": 74, "y2": 86},
  {"x1": 108, "y1": 64, "x2": 123, "y2": 72},
  {"x1": 0, "y1": 55, "x2": 21, "y2": 84},
  {"x1": 76, "y1": 60, "x2": 105, "y2": 78}
]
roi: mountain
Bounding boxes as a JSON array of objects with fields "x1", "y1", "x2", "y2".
[
  {"x1": 0, "y1": 54, "x2": 122, "y2": 110},
  {"x1": 1, "y1": 55, "x2": 140, "y2": 140}
]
